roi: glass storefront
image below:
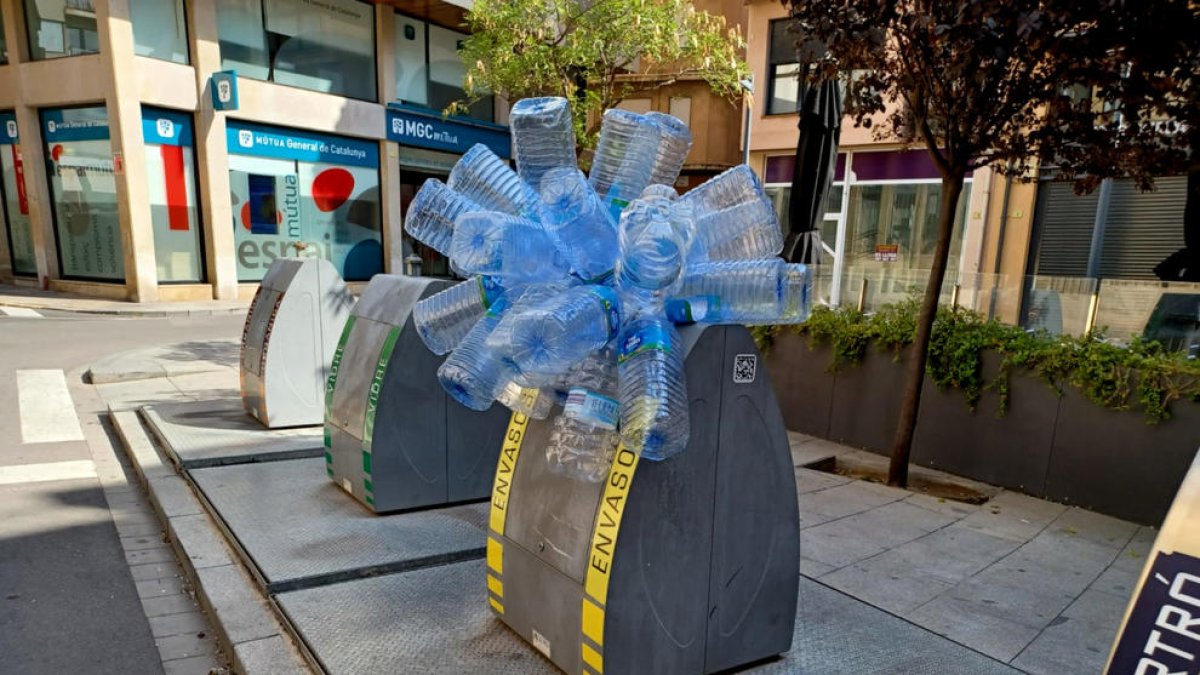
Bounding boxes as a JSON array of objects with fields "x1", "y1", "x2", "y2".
[
  {"x1": 1, "y1": 112, "x2": 35, "y2": 275},
  {"x1": 42, "y1": 106, "x2": 123, "y2": 281},
  {"x1": 130, "y1": 0, "x2": 189, "y2": 64},
  {"x1": 226, "y1": 121, "x2": 383, "y2": 282},
  {"x1": 142, "y1": 107, "x2": 204, "y2": 282},
  {"x1": 215, "y1": 0, "x2": 376, "y2": 101},
  {"x1": 25, "y1": 0, "x2": 100, "y2": 60}
]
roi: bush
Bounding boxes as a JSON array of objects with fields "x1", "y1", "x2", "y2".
[{"x1": 752, "y1": 303, "x2": 1200, "y2": 424}]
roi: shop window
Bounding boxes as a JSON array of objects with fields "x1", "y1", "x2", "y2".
[
  {"x1": 216, "y1": 0, "x2": 376, "y2": 101},
  {"x1": 131, "y1": 0, "x2": 189, "y2": 64},
  {"x1": 142, "y1": 107, "x2": 204, "y2": 283},
  {"x1": 0, "y1": 113, "x2": 34, "y2": 275},
  {"x1": 42, "y1": 106, "x2": 123, "y2": 281},
  {"x1": 226, "y1": 122, "x2": 383, "y2": 282},
  {"x1": 767, "y1": 19, "x2": 799, "y2": 115},
  {"x1": 25, "y1": 0, "x2": 100, "y2": 60},
  {"x1": 844, "y1": 182, "x2": 970, "y2": 271},
  {"x1": 394, "y1": 14, "x2": 492, "y2": 122}
]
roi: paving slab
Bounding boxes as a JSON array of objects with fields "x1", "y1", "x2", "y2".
[
  {"x1": 957, "y1": 490, "x2": 1068, "y2": 542},
  {"x1": 798, "y1": 480, "x2": 909, "y2": 529},
  {"x1": 188, "y1": 457, "x2": 488, "y2": 593},
  {"x1": 802, "y1": 500, "x2": 959, "y2": 569},
  {"x1": 276, "y1": 560, "x2": 1019, "y2": 675},
  {"x1": 907, "y1": 593, "x2": 1043, "y2": 663},
  {"x1": 142, "y1": 399, "x2": 323, "y2": 468},
  {"x1": 1009, "y1": 588, "x2": 1126, "y2": 675}
]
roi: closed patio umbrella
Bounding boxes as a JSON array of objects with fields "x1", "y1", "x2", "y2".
[{"x1": 784, "y1": 71, "x2": 842, "y2": 266}]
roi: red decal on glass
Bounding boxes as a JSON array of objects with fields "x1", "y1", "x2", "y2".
[
  {"x1": 161, "y1": 145, "x2": 189, "y2": 231},
  {"x1": 311, "y1": 168, "x2": 354, "y2": 212},
  {"x1": 11, "y1": 146, "x2": 28, "y2": 215}
]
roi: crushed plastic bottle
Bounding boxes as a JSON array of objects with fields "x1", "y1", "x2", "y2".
[
  {"x1": 436, "y1": 293, "x2": 516, "y2": 412},
  {"x1": 690, "y1": 198, "x2": 784, "y2": 262},
  {"x1": 665, "y1": 259, "x2": 812, "y2": 325},
  {"x1": 546, "y1": 350, "x2": 620, "y2": 482},
  {"x1": 678, "y1": 164, "x2": 765, "y2": 215},
  {"x1": 413, "y1": 275, "x2": 504, "y2": 355},
  {"x1": 589, "y1": 109, "x2": 660, "y2": 220},
  {"x1": 510, "y1": 97, "x2": 577, "y2": 192},
  {"x1": 615, "y1": 194, "x2": 692, "y2": 316},
  {"x1": 644, "y1": 111, "x2": 693, "y2": 188},
  {"x1": 404, "y1": 179, "x2": 483, "y2": 256},
  {"x1": 538, "y1": 167, "x2": 618, "y2": 282},
  {"x1": 450, "y1": 211, "x2": 569, "y2": 283},
  {"x1": 506, "y1": 285, "x2": 621, "y2": 380},
  {"x1": 617, "y1": 316, "x2": 689, "y2": 461},
  {"x1": 448, "y1": 143, "x2": 541, "y2": 220},
  {"x1": 494, "y1": 381, "x2": 556, "y2": 420}
]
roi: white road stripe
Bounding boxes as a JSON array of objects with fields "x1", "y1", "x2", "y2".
[
  {"x1": 17, "y1": 369, "x2": 85, "y2": 444},
  {"x1": 0, "y1": 460, "x2": 97, "y2": 485},
  {"x1": 0, "y1": 306, "x2": 42, "y2": 317}
]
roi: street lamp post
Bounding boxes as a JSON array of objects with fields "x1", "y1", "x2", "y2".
[{"x1": 740, "y1": 76, "x2": 754, "y2": 167}]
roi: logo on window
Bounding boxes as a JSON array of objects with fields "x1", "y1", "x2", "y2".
[
  {"x1": 238, "y1": 130, "x2": 254, "y2": 149},
  {"x1": 217, "y1": 81, "x2": 233, "y2": 104},
  {"x1": 4, "y1": 121, "x2": 14, "y2": 140},
  {"x1": 47, "y1": 120, "x2": 57, "y2": 134},
  {"x1": 156, "y1": 119, "x2": 175, "y2": 140}
]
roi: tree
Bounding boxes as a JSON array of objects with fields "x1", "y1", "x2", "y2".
[
  {"x1": 783, "y1": 0, "x2": 1198, "y2": 487},
  {"x1": 458, "y1": 0, "x2": 749, "y2": 149}
]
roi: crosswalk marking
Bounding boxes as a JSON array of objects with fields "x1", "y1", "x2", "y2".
[
  {"x1": 17, "y1": 369, "x2": 85, "y2": 444},
  {"x1": 0, "y1": 460, "x2": 97, "y2": 486},
  {"x1": 0, "y1": 306, "x2": 42, "y2": 317}
]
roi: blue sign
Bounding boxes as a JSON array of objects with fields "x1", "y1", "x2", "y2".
[
  {"x1": 0, "y1": 112, "x2": 18, "y2": 144},
  {"x1": 1109, "y1": 551, "x2": 1200, "y2": 672},
  {"x1": 226, "y1": 121, "x2": 379, "y2": 168},
  {"x1": 211, "y1": 71, "x2": 239, "y2": 111},
  {"x1": 141, "y1": 108, "x2": 194, "y2": 147},
  {"x1": 386, "y1": 103, "x2": 511, "y2": 158},
  {"x1": 42, "y1": 107, "x2": 110, "y2": 143}
]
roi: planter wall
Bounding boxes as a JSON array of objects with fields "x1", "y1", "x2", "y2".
[{"x1": 764, "y1": 332, "x2": 1200, "y2": 526}]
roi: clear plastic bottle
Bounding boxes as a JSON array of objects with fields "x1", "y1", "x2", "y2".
[
  {"x1": 437, "y1": 293, "x2": 516, "y2": 411},
  {"x1": 665, "y1": 259, "x2": 812, "y2": 325},
  {"x1": 510, "y1": 97, "x2": 577, "y2": 192},
  {"x1": 690, "y1": 198, "x2": 784, "y2": 262},
  {"x1": 644, "y1": 111, "x2": 693, "y2": 188},
  {"x1": 404, "y1": 179, "x2": 483, "y2": 256},
  {"x1": 617, "y1": 316, "x2": 689, "y2": 461},
  {"x1": 413, "y1": 275, "x2": 504, "y2": 355},
  {"x1": 678, "y1": 164, "x2": 764, "y2": 215},
  {"x1": 494, "y1": 381, "x2": 556, "y2": 420},
  {"x1": 615, "y1": 195, "x2": 691, "y2": 316},
  {"x1": 505, "y1": 285, "x2": 622, "y2": 380},
  {"x1": 546, "y1": 350, "x2": 620, "y2": 482},
  {"x1": 448, "y1": 144, "x2": 541, "y2": 220},
  {"x1": 538, "y1": 167, "x2": 618, "y2": 281},
  {"x1": 449, "y1": 211, "x2": 569, "y2": 283},
  {"x1": 589, "y1": 109, "x2": 661, "y2": 220}
]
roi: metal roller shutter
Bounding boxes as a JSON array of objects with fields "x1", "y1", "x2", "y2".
[
  {"x1": 1032, "y1": 181, "x2": 1098, "y2": 277},
  {"x1": 1100, "y1": 176, "x2": 1187, "y2": 279}
]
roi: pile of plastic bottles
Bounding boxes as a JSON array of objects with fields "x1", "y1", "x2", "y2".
[{"x1": 406, "y1": 97, "x2": 812, "y2": 482}]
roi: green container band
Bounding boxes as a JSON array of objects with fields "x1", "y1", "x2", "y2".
[
  {"x1": 362, "y1": 324, "x2": 403, "y2": 471},
  {"x1": 324, "y1": 315, "x2": 357, "y2": 448}
]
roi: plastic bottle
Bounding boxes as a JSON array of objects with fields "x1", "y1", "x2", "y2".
[
  {"x1": 448, "y1": 144, "x2": 541, "y2": 220},
  {"x1": 538, "y1": 167, "x2": 618, "y2": 281},
  {"x1": 665, "y1": 260, "x2": 812, "y2": 325},
  {"x1": 404, "y1": 179, "x2": 483, "y2": 256},
  {"x1": 589, "y1": 109, "x2": 661, "y2": 220},
  {"x1": 436, "y1": 293, "x2": 516, "y2": 411},
  {"x1": 412, "y1": 275, "x2": 504, "y2": 355},
  {"x1": 617, "y1": 316, "x2": 689, "y2": 461},
  {"x1": 678, "y1": 164, "x2": 764, "y2": 215},
  {"x1": 615, "y1": 195, "x2": 691, "y2": 316},
  {"x1": 505, "y1": 285, "x2": 622, "y2": 380},
  {"x1": 690, "y1": 197, "x2": 784, "y2": 262},
  {"x1": 494, "y1": 381, "x2": 556, "y2": 420},
  {"x1": 546, "y1": 350, "x2": 620, "y2": 482},
  {"x1": 450, "y1": 211, "x2": 569, "y2": 283},
  {"x1": 510, "y1": 97, "x2": 577, "y2": 192},
  {"x1": 644, "y1": 111, "x2": 693, "y2": 188}
]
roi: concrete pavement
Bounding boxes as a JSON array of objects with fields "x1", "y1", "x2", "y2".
[
  {"x1": 0, "y1": 309, "x2": 245, "y2": 674},
  {"x1": 85, "y1": 335, "x2": 1147, "y2": 674},
  {"x1": 0, "y1": 283, "x2": 248, "y2": 317}
]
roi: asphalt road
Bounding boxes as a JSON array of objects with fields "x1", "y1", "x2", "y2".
[{"x1": 0, "y1": 309, "x2": 243, "y2": 674}]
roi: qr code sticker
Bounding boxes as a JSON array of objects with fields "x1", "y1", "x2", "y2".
[{"x1": 733, "y1": 354, "x2": 757, "y2": 384}]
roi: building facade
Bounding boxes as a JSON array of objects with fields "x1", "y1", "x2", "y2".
[{"x1": 744, "y1": 0, "x2": 1197, "y2": 347}]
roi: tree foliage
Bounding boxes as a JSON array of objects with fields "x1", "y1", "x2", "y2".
[
  {"x1": 459, "y1": 0, "x2": 749, "y2": 148},
  {"x1": 784, "y1": 0, "x2": 1199, "y2": 487}
]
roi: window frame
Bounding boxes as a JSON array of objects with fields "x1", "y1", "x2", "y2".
[
  {"x1": 393, "y1": 10, "x2": 493, "y2": 122},
  {"x1": 24, "y1": 0, "x2": 102, "y2": 61},
  {"x1": 765, "y1": 18, "x2": 800, "y2": 116},
  {"x1": 131, "y1": 0, "x2": 192, "y2": 65},
  {"x1": 141, "y1": 105, "x2": 208, "y2": 284}
]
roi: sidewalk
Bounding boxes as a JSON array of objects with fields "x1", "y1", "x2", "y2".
[
  {"x1": 88, "y1": 339, "x2": 1146, "y2": 674},
  {"x1": 0, "y1": 284, "x2": 248, "y2": 317}
]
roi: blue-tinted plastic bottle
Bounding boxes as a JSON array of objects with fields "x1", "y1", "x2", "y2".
[
  {"x1": 510, "y1": 97, "x2": 577, "y2": 192},
  {"x1": 617, "y1": 316, "x2": 689, "y2": 461}
]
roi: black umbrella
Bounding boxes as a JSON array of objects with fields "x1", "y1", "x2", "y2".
[{"x1": 784, "y1": 71, "x2": 842, "y2": 266}]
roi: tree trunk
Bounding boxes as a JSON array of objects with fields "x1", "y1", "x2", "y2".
[{"x1": 886, "y1": 171, "x2": 966, "y2": 487}]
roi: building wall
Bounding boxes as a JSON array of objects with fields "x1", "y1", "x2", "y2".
[{"x1": 0, "y1": 0, "x2": 490, "y2": 301}]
